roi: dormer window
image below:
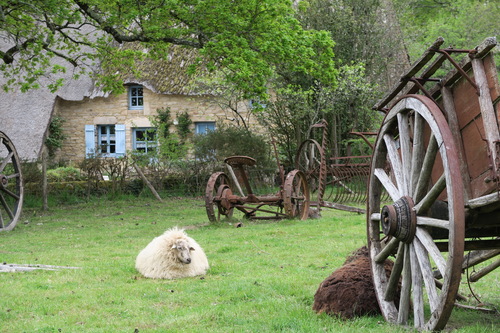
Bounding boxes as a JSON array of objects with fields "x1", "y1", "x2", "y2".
[{"x1": 129, "y1": 85, "x2": 144, "y2": 110}]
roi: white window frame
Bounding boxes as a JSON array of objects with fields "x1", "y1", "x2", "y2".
[
  {"x1": 195, "y1": 122, "x2": 216, "y2": 134},
  {"x1": 128, "y1": 85, "x2": 144, "y2": 110},
  {"x1": 85, "y1": 124, "x2": 126, "y2": 158},
  {"x1": 133, "y1": 127, "x2": 157, "y2": 153}
]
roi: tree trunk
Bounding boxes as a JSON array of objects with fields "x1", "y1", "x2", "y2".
[
  {"x1": 42, "y1": 146, "x2": 48, "y2": 211},
  {"x1": 133, "y1": 164, "x2": 163, "y2": 202}
]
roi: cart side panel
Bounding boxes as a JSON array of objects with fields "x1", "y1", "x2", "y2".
[
  {"x1": 452, "y1": 53, "x2": 500, "y2": 198},
  {"x1": 461, "y1": 121, "x2": 492, "y2": 197},
  {"x1": 483, "y1": 53, "x2": 500, "y2": 104},
  {"x1": 453, "y1": 72, "x2": 481, "y2": 130}
]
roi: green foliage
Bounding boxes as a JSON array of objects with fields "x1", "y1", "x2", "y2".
[
  {"x1": 258, "y1": 63, "x2": 381, "y2": 167},
  {"x1": 297, "y1": 0, "x2": 388, "y2": 81},
  {"x1": 46, "y1": 166, "x2": 83, "y2": 182},
  {"x1": 149, "y1": 107, "x2": 189, "y2": 161},
  {"x1": 176, "y1": 111, "x2": 193, "y2": 141},
  {"x1": 45, "y1": 116, "x2": 66, "y2": 158},
  {"x1": 393, "y1": 0, "x2": 500, "y2": 62},
  {"x1": 0, "y1": 0, "x2": 337, "y2": 99},
  {"x1": 193, "y1": 123, "x2": 273, "y2": 168}
]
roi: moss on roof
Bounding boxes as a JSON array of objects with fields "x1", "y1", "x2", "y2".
[{"x1": 115, "y1": 44, "x2": 209, "y2": 96}]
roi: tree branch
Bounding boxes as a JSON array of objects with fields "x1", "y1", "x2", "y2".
[{"x1": 73, "y1": 0, "x2": 202, "y2": 48}]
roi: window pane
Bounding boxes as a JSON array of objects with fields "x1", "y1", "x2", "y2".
[
  {"x1": 196, "y1": 122, "x2": 215, "y2": 134},
  {"x1": 133, "y1": 127, "x2": 157, "y2": 153},
  {"x1": 129, "y1": 86, "x2": 144, "y2": 110}
]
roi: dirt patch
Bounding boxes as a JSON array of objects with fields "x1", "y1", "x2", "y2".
[{"x1": 312, "y1": 246, "x2": 397, "y2": 319}]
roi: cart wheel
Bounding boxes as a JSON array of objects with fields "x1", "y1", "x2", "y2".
[
  {"x1": 0, "y1": 132, "x2": 23, "y2": 232},
  {"x1": 284, "y1": 170, "x2": 310, "y2": 219},
  {"x1": 367, "y1": 95, "x2": 464, "y2": 331},
  {"x1": 295, "y1": 139, "x2": 324, "y2": 213},
  {"x1": 205, "y1": 172, "x2": 233, "y2": 222}
]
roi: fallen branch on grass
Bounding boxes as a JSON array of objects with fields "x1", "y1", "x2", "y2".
[{"x1": 0, "y1": 263, "x2": 80, "y2": 272}]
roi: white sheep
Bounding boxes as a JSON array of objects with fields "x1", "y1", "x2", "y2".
[{"x1": 135, "y1": 227, "x2": 209, "y2": 279}]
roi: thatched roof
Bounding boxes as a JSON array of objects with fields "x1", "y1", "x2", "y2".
[
  {"x1": 0, "y1": 41, "x2": 212, "y2": 161},
  {"x1": 121, "y1": 46, "x2": 205, "y2": 95}
]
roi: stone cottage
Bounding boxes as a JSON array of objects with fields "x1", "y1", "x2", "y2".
[{"x1": 0, "y1": 44, "x2": 260, "y2": 164}]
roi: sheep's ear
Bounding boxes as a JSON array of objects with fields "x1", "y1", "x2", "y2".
[
  {"x1": 190, "y1": 247, "x2": 195, "y2": 251},
  {"x1": 171, "y1": 244, "x2": 177, "y2": 249}
]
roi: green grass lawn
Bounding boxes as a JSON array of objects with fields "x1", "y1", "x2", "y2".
[{"x1": 0, "y1": 197, "x2": 498, "y2": 332}]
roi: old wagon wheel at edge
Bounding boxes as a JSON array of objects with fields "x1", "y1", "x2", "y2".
[
  {"x1": 205, "y1": 172, "x2": 234, "y2": 222},
  {"x1": 0, "y1": 131, "x2": 23, "y2": 231},
  {"x1": 367, "y1": 95, "x2": 464, "y2": 331},
  {"x1": 283, "y1": 169, "x2": 310, "y2": 220}
]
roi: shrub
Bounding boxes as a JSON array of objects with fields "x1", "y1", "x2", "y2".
[
  {"x1": 192, "y1": 123, "x2": 273, "y2": 168},
  {"x1": 46, "y1": 166, "x2": 83, "y2": 182}
]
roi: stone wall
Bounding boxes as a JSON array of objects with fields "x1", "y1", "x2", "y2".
[{"x1": 53, "y1": 87, "x2": 262, "y2": 164}]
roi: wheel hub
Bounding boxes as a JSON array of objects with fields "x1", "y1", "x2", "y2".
[
  {"x1": 381, "y1": 196, "x2": 416, "y2": 243},
  {"x1": 0, "y1": 175, "x2": 7, "y2": 188},
  {"x1": 216, "y1": 184, "x2": 233, "y2": 212}
]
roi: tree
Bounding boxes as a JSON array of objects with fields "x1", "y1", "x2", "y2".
[
  {"x1": 0, "y1": 0, "x2": 337, "y2": 98},
  {"x1": 256, "y1": 64, "x2": 381, "y2": 167},
  {"x1": 393, "y1": 0, "x2": 500, "y2": 62}
]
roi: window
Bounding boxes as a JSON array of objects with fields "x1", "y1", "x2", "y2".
[
  {"x1": 133, "y1": 128, "x2": 157, "y2": 153},
  {"x1": 129, "y1": 85, "x2": 144, "y2": 110},
  {"x1": 249, "y1": 99, "x2": 266, "y2": 110},
  {"x1": 85, "y1": 124, "x2": 126, "y2": 158},
  {"x1": 195, "y1": 122, "x2": 215, "y2": 134},
  {"x1": 98, "y1": 125, "x2": 116, "y2": 154}
]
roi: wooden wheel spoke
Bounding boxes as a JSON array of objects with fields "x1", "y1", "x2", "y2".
[
  {"x1": 384, "y1": 242, "x2": 404, "y2": 302},
  {"x1": 375, "y1": 237, "x2": 399, "y2": 263},
  {"x1": 416, "y1": 216, "x2": 450, "y2": 229},
  {"x1": 397, "y1": 112, "x2": 412, "y2": 194},
  {"x1": 0, "y1": 192, "x2": 15, "y2": 219},
  {"x1": 374, "y1": 168, "x2": 399, "y2": 201},
  {"x1": 368, "y1": 95, "x2": 465, "y2": 331},
  {"x1": 5, "y1": 173, "x2": 20, "y2": 180},
  {"x1": 0, "y1": 152, "x2": 14, "y2": 173},
  {"x1": 398, "y1": 244, "x2": 412, "y2": 325},
  {"x1": 0, "y1": 187, "x2": 20, "y2": 200},
  {"x1": 414, "y1": 174, "x2": 445, "y2": 215},
  {"x1": 383, "y1": 134, "x2": 405, "y2": 196},
  {"x1": 414, "y1": 135, "x2": 438, "y2": 203},
  {"x1": 410, "y1": 113, "x2": 425, "y2": 196},
  {"x1": 414, "y1": 237, "x2": 440, "y2": 313},
  {"x1": 415, "y1": 227, "x2": 447, "y2": 277},
  {"x1": 410, "y1": 243, "x2": 425, "y2": 328}
]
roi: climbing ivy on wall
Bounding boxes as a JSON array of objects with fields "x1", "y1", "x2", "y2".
[{"x1": 45, "y1": 116, "x2": 66, "y2": 158}]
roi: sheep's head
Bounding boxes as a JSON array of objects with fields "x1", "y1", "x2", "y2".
[{"x1": 172, "y1": 239, "x2": 195, "y2": 264}]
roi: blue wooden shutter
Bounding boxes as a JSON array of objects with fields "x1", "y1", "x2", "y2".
[
  {"x1": 85, "y1": 125, "x2": 95, "y2": 158},
  {"x1": 115, "y1": 124, "x2": 126, "y2": 157}
]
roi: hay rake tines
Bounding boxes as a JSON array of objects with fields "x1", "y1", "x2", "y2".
[{"x1": 296, "y1": 120, "x2": 377, "y2": 214}]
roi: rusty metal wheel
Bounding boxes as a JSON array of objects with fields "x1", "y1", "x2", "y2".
[
  {"x1": 295, "y1": 139, "x2": 324, "y2": 214},
  {"x1": 205, "y1": 172, "x2": 233, "y2": 222},
  {"x1": 367, "y1": 95, "x2": 464, "y2": 331},
  {"x1": 0, "y1": 132, "x2": 23, "y2": 231},
  {"x1": 283, "y1": 170, "x2": 310, "y2": 220}
]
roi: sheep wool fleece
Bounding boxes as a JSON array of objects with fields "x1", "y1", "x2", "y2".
[{"x1": 135, "y1": 227, "x2": 209, "y2": 279}]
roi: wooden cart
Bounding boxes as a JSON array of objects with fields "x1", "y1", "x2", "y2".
[
  {"x1": 0, "y1": 131, "x2": 23, "y2": 231},
  {"x1": 367, "y1": 37, "x2": 500, "y2": 330}
]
